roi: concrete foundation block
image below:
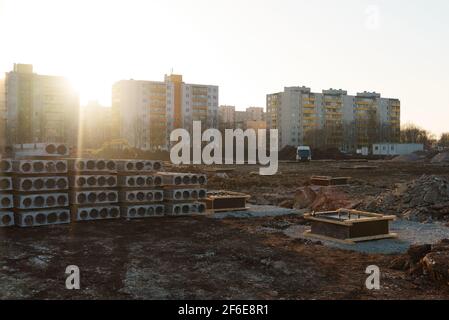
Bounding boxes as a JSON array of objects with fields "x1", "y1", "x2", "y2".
[
  {"x1": 12, "y1": 160, "x2": 68, "y2": 174},
  {"x1": 72, "y1": 206, "x2": 121, "y2": 221},
  {"x1": 0, "y1": 159, "x2": 13, "y2": 173},
  {"x1": 0, "y1": 194, "x2": 14, "y2": 209},
  {"x1": 117, "y1": 175, "x2": 163, "y2": 188},
  {"x1": 68, "y1": 159, "x2": 117, "y2": 172},
  {"x1": 69, "y1": 175, "x2": 117, "y2": 189},
  {"x1": 0, "y1": 176, "x2": 12, "y2": 191},
  {"x1": 164, "y1": 188, "x2": 207, "y2": 201},
  {"x1": 165, "y1": 202, "x2": 207, "y2": 216},
  {"x1": 0, "y1": 211, "x2": 14, "y2": 227},
  {"x1": 13, "y1": 176, "x2": 68, "y2": 192},
  {"x1": 119, "y1": 190, "x2": 164, "y2": 203},
  {"x1": 14, "y1": 193, "x2": 69, "y2": 209},
  {"x1": 117, "y1": 160, "x2": 163, "y2": 172},
  {"x1": 120, "y1": 204, "x2": 165, "y2": 219},
  {"x1": 14, "y1": 209, "x2": 70, "y2": 227},
  {"x1": 13, "y1": 143, "x2": 69, "y2": 157},
  {"x1": 70, "y1": 190, "x2": 118, "y2": 205},
  {"x1": 158, "y1": 172, "x2": 207, "y2": 186}
]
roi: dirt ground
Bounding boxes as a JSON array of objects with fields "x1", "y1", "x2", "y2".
[{"x1": 1, "y1": 160, "x2": 449, "y2": 299}]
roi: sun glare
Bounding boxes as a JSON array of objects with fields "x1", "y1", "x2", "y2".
[{"x1": 67, "y1": 72, "x2": 113, "y2": 106}]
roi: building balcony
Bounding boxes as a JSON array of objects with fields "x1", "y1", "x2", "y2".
[
  {"x1": 355, "y1": 100, "x2": 373, "y2": 105},
  {"x1": 303, "y1": 103, "x2": 315, "y2": 108}
]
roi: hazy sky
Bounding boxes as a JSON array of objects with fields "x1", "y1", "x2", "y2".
[{"x1": 0, "y1": 0, "x2": 448, "y2": 135}]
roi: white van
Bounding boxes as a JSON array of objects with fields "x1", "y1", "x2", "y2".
[{"x1": 297, "y1": 146, "x2": 312, "y2": 161}]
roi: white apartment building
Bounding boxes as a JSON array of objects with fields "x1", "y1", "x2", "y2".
[
  {"x1": 5, "y1": 64, "x2": 80, "y2": 146},
  {"x1": 246, "y1": 107, "x2": 264, "y2": 121},
  {"x1": 266, "y1": 86, "x2": 400, "y2": 151},
  {"x1": 219, "y1": 105, "x2": 266, "y2": 131},
  {"x1": 112, "y1": 74, "x2": 218, "y2": 151},
  {"x1": 218, "y1": 105, "x2": 236, "y2": 124}
]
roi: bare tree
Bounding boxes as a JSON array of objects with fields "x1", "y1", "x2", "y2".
[
  {"x1": 438, "y1": 133, "x2": 449, "y2": 148},
  {"x1": 400, "y1": 123, "x2": 435, "y2": 149}
]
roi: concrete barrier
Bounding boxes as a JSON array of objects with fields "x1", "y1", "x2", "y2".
[
  {"x1": 14, "y1": 209, "x2": 70, "y2": 227},
  {"x1": 72, "y1": 206, "x2": 121, "y2": 221},
  {"x1": 0, "y1": 211, "x2": 14, "y2": 227},
  {"x1": 13, "y1": 176, "x2": 68, "y2": 191},
  {"x1": 120, "y1": 204, "x2": 165, "y2": 219},
  {"x1": 14, "y1": 193, "x2": 69, "y2": 209}
]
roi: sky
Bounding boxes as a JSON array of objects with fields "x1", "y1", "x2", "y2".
[{"x1": 0, "y1": 0, "x2": 448, "y2": 135}]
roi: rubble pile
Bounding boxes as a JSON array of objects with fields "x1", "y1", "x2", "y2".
[
  {"x1": 360, "y1": 175, "x2": 449, "y2": 222},
  {"x1": 431, "y1": 151, "x2": 449, "y2": 164},
  {"x1": 390, "y1": 239, "x2": 449, "y2": 286},
  {"x1": 278, "y1": 186, "x2": 353, "y2": 212},
  {"x1": 391, "y1": 153, "x2": 425, "y2": 162}
]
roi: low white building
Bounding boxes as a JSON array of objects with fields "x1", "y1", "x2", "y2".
[{"x1": 372, "y1": 143, "x2": 423, "y2": 156}]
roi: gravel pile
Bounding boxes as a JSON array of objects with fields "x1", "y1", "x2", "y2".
[
  {"x1": 391, "y1": 153, "x2": 425, "y2": 162},
  {"x1": 360, "y1": 175, "x2": 449, "y2": 222},
  {"x1": 390, "y1": 239, "x2": 449, "y2": 286},
  {"x1": 431, "y1": 151, "x2": 449, "y2": 163}
]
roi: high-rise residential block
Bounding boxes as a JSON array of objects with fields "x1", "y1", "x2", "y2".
[
  {"x1": 219, "y1": 106, "x2": 266, "y2": 131},
  {"x1": 218, "y1": 105, "x2": 236, "y2": 131},
  {"x1": 5, "y1": 64, "x2": 80, "y2": 146},
  {"x1": 266, "y1": 86, "x2": 400, "y2": 151},
  {"x1": 245, "y1": 107, "x2": 264, "y2": 121},
  {"x1": 112, "y1": 74, "x2": 218, "y2": 151}
]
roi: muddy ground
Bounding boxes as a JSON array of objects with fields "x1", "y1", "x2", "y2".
[{"x1": 1, "y1": 160, "x2": 449, "y2": 299}]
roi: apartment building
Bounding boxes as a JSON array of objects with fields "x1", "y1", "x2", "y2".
[
  {"x1": 112, "y1": 74, "x2": 218, "y2": 151},
  {"x1": 5, "y1": 64, "x2": 80, "y2": 146},
  {"x1": 246, "y1": 107, "x2": 264, "y2": 121},
  {"x1": 219, "y1": 106, "x2": 266, "y2": 131},
  {"x1": 266, "y1": 86, "x2": 400, "y2": 151},
  {"x1": 218, "y1": 105, "x2": 236, "y2": 131},
  {"x1": 234, "y1": 111, "x2": 247, "y2": 129}
]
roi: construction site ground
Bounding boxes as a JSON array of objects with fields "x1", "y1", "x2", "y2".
[{"x1": 1, "y1": 160, "x2": 449, "y2": 299}]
